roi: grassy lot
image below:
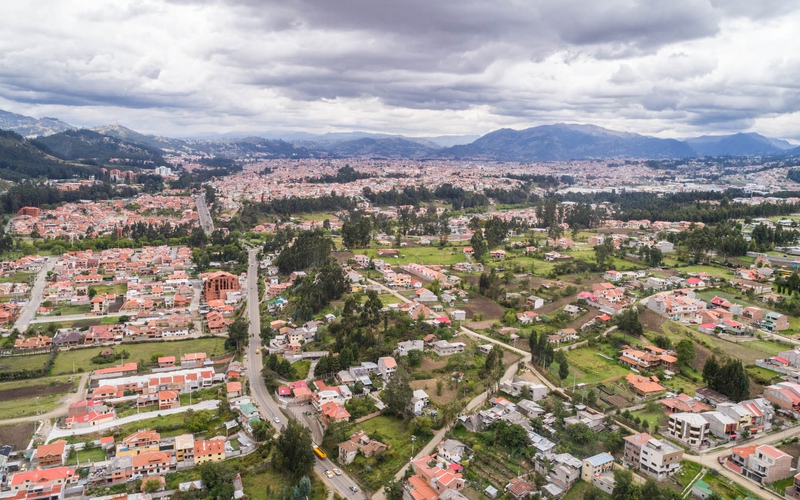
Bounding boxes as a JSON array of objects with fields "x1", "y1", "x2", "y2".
[
  {"x1": 769, "y1": 476, "x2": 795, "y2": 495},
  {"x1": 53, "y1": 304, "x2": 92, "y2": 316},
  {"x1": 290, "y1": 360, "x2": 311, "y2": 381},
  {"x1": 0, "y1": 353, "x2": 51, "y2": 373},
  {"x1": 700, "y1": 472, "x2": 754, "y2": 499},
  {"x1": 356, "y1": 246, "x2": 467, "y2": 266},
  {"x1": 0, "y1": 388, "x2": 70, "y2": 420},
  {"x1": 0, "y1": 376, "x2": 78, "y2": 420},
  {"x1": 632, "y1": 409, "x2": 669, "y2": 429},
  {"x1": 674, "y1": 460, "x2": 703, "y2": 488},
  {"x1": 343, "y1": 415, "x2": 429, "y2": 492},
  {"x1": 67, "y1": 447, "x2": 106, "y2": 465},
  {"x1": 242, "y1": 466, "x2": 326, "y2": 500},
  {"x1": 744, "y1": 339, "x2": 789, "y2": 356},
  {"x1": 0, "y1": 272, "x2": 36, "y2": 284},
  {"x1": 550, "y1": 347, "x2": 631, "y2": 385},
  {"x1": 51, "y1": 338, "x2": 227, "y2": 375},
  {"x1": 93, "y1": 283, "x2": 128, "y2": 295},
  {"x1": 660, "y1": 374, "x2": 704, "y2": 396}
]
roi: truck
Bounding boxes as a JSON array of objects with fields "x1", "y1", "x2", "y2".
[{"x1": 313, "y1": 446, "x2": 327, "y2": 460}]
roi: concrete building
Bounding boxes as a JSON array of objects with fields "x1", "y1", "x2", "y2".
[
  {"x1": 202, "y1": 271, "x2": 241, "y2": 302},
  {"x1": 667, "y1": 413, "x2": 709, "y2": 448}
]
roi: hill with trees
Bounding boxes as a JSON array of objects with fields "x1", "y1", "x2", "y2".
[
  {"x1": 0, "y1": 129, "x2": 100, "y2": 181},
  {"x1": 33, "y1": 129, "x2": 169, "y2": 167}
]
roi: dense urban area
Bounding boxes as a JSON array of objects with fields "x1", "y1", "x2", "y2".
[{"x1": 8, "y1": 124, "x2": 800, "y2": 500}]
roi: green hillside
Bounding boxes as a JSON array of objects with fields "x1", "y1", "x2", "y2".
[
  {"x1": 34, "y1": 129, "x2": 168, "y2": 167},
  {"x1": 0, "y1": 129, "x2": 99, "y2": 181}
]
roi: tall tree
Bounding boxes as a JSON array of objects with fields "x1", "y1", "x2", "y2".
[
  {"x1": 275, "y1": 420, "x2": 316, "y2": 483},
  {"x1": 383, "y1": 364, "x2": 414, "y2": 418},
  {"x1": 675, "y1": 339, "x2": 696, "y2": 366},
  {"x1": 470, "y1": 230, "x2": 488, "y2": 260}
]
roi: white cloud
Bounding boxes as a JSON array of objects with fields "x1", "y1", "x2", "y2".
[{"x1": 0, "y1": 0, "x2": 800, "y2": 139}]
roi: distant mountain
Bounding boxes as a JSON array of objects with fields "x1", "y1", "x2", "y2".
[
  {"x1": 34, "y1": 129, "x2": 168, "y2": 167},
  {"x1": 416, "y1": 134, "x2": 481, "y2": 148},
  {"x1": 92, "y1": 124, "x2": 195, "y2": 153},
  {"x1": 0, "y1": 109, "x2": 74, "y2": 138},
  {"x1": 319, "y1": 137, "x2": 440, "y2": 159},
  {"x1": 440, "y1": 124, "x2": 697, "y2": 161},
  {"x1": 205, "y1": 137, "x2": 320, "y2": 159},
  {"x1": 0, "y1": 129, "x2": 98, "y2": 181},
  {"x1": 683, "y1": 133, "x2": 795, "y2": 157}
]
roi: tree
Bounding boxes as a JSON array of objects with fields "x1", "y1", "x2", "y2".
[
  {"x1": 642, "y1": 478, "x2": 662, "y2": 500},
  {"x1": 494, "y1": 420, "x2": 528, "y2": 449},
  {"x1": 584, "y1": 486, "x2": 604, "y2": 500},
  {"x1": 383, "y1": 364, "x2": 413, "y2": 418},
  {"x1": 470, "y1": 231, "x2": 488, "y2": 260},
  {"x1": 275, "y1": 420, "x2": 316, "y2": 482},
  {"x1": 675, "y1": 339, "x2": 696, "y2": 366},
  {"x1": 87, "y1": 287, "x2": 97, "y2": 299},
  {"x1": 702, "y1": 355, "x2": 720, "y2": 386},
  {"x1": 654, "y1": 334, "x2": 673, "y2": 350},
  {"x1": 615, "y1": 308, "x2": 643, "y2": 336},
  {"x1": 251, "y1": 419, "x2": 273, "y2": 441},
  {"x1": 198, "y1": 461, "x2": 237, "y2": 500},
  {"x1": 611, "y1": 468, "x2": 634, "y2": 500},
  {"x1": 226, "y1": 316, "x2": 249, "y2": 353},
  {"x1": 143, "y1": 479, "x2": 162, "y2": 493},
  {"x1": 556, "y1": 350, "x2": 569, "y2": 381}
]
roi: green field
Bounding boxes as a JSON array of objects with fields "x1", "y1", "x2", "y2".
[
  {"x1": 0, "y1": 272, "x2": 35, "y2": 284},
  {"x1": 0, "y1": 353, "x2": 50, "y2": 373},
  {"x1": 50, "y1": 338, "x2": 227, "y2": 375},
  {"x1": 290, "y1": 360, "x2": 311, "y2": 381},
  {"x1": 67, "y1": 447, "x2": 107, "y2": 465},
  {"x1": 553, "y1": 347, "x2": 632, "y2": 385},
  {"x1": 356, "y1": 246, "x2": 467, "y2": 266},
  {"x1": 562, "y1": 481, "x2": 611, "y2": 500}
]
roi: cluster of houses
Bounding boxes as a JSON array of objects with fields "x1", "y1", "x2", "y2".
[
  {"x1": 7, "y1": 425, "x2": 253, "y2": 500},
  {"x1": 9, "y1": 195, "x2": 200, "y2": 240}
]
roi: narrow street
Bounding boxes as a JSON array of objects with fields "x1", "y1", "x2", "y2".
[{"x1": 14, "y1": 258, "x2": 56, "y2": 331}]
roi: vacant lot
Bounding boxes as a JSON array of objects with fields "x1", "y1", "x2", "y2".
[
  {"x1": 0, "y1": 381, "x2": 72, "y2": 400},
  {"x1": 0, "y1": 353, "x2": 50, "y2": 373},
  {"x1": 410, "y1": 378, "x2": 458, "y2": 405},
  {"x1": 51, "y1": 337, "x2": 227, "y2": 375},
  {"x1": 358, "y1": 247, "x2": 467, "y2": 266},
  {"x1": 558, "y1": 347, "x2": 632, "y2": 385},
  {"x1": 459, "y1": 295, "x2": 505, "y2": 320},
  {"x1": 419, "y1": 357, "x2": 447, "y2": 371},
  {"x1": 0, "y1": 423, "x2": 37, "y2": 451}
]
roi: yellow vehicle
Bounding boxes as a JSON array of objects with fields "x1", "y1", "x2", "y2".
[
  {"x1": 255, "y1": 349, "x2": 260, "y2": 354},
  {"x1": 314, "y1": 447, "x2": 327, "y2": 460}
]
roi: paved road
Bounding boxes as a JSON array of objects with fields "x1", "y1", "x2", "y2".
[
  {"x1": 1, "y1": 372, "x2": 90, "y2": 425},
  {"x1": 46, "y1": 399, "x2": 219, "y2": 443},
  {"x1": 195, "y1": 193, "x2": 215, "y2": 234},
  {"x1": 244, "y1": 249, "x2": 284, "y2": 431},
  {"x1": 244, "y1": 249, "x2": 366, "y2": 499},
  {"x1": 15, "y1": 259, "x2": 56, "y2": 331}
]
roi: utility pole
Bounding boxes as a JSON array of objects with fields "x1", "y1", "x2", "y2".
[{"x1": 411, "y1": 435, "x2": 417, "y2": 461}]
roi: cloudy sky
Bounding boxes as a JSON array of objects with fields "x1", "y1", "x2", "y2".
[{"x1": 2, "y1": 0, "x2": 800, "y2": 139}]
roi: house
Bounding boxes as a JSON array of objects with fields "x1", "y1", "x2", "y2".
[
  {"x1": 526, "y1": 295, "x2": 544, "y2": 309},
  {"x1": 158, "y1": 390, "x2": 180, "y2": 410},
  {"x1": 623, "y1": 433, "x2": 683, "y2": 480},
  {"x1": 377, "y1": 357, "x2": 397, "y2": 380},
  {"x1": 416, "y1": 289, "x2": 438, "y2": 302},
  {"x1": 625, "y1": 373, "x2": 666, "y2": 396},
  {"x1": 563, "y1": 304, "x2": 582, "y2": 317},
  {"x1": 194, "y1": 439, "x2": 225, "y2": 465},
  {"x1": 667, "y1": 413, "x2": 709, "y2": 448},
  {"x1": 158, "y1": 356, "x2": 176, "y2": 368},
  {"x1": 728, "y1": 444, "x2": 793, "y2": 484},
  {"x1": 450, "y1": 309, "x2": 466, "y2": 321},
  {"x1": 763, "y1": 311, "x2": 789, "y2": 331},
  {"x1": 581, "y1": 453, "x2": 615, "y2": 492},
  {"x1": 764, "y1": 382, "x2": 800, "y2": 412},
  {"x1": 490, "y1": 250, "x2": 505, "y2": 260},
  {"x1": 701, "y1": 411, "x2": 739, "y2": 440},
  {"x1": 131, "y1": 450, "x2": 173, "y2": 475},
  {"x1": 432, "y1": 340, "x2": 466, "y2": 356},
  {"x1": 505, "y1": 478, "x2": 535, "y2": 500},
  {"x1": 337, "y1": 440, "x2": 359, "y2": 465},
  {"x1": 7, "y1": 467, "x2": 77, "y2": 492},
  {"x1": 226, "y1": 381, "x2": 242, "y2": 398},
  {"x1": 117, "y1": 430, "x2": 161, "y2": 457},
  {"x1": 659, "y1": 393, "x2": 710, "y2": 414},
  {"x1": 35, "y1": 441, "x2": 67, "y2": 468},
  {"x1": 437, "y1": 439, "x2": 468, "y2": 464}
]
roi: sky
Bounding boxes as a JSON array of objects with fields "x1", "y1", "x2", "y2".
[{"x1": 2, "y1": 0, "x2": 800, "y2": 139}]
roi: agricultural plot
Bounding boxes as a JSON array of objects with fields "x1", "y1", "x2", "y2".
[
  {"x1": 0, "y1": 378, "x2": 75, "y2": 420},
  {"x1": 0, "y1": 353, "x2": 50, "y2": 373},
  {"x1": 550, "y1": 347, "x2": 631, "y2": 385},
  {"x1": 357, "y1": 246, "x2": 467, "y2": 266}
]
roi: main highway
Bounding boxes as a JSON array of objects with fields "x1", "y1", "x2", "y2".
[
  {"x1": 195, "y1": 193, "x2": 215, "y2": 234},
  {"x1": 244, "y1": 249, "x2": 366, "y2": 499}
]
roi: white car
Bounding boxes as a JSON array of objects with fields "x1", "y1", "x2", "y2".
[
  {"x1": 273, "y1": 416, "x2": 280, "y2": 423},
  {"x1": 324, "y1": 470, "x2": 333, "y2": 478},
  {"x1": 333, "y1": 468, "x2": 342, "y2": 476}
]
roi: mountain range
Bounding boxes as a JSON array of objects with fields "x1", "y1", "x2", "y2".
[{"x1": 1, "y1": 108, "x2": 799, "y2": 162}]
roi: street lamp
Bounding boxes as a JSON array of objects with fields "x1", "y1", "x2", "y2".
[{"x1": 411, "y1": 435, "x2": 417, "y2": 461}]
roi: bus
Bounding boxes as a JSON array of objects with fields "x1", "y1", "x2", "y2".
[{"x1": 313, "y1": 447, "x2": 327, "y2": 460}]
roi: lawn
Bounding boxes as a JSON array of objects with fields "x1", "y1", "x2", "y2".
[
  {"x1": 242, "y1": 466, "x2": 326, "y2": 500},
  {"x1": 343, "y1": 415, "x2": 429, "y2": 492},
  {"x1": 0, "y1": 353, "x2": 50, "y2": 373},
  {"x1": 50, "y1": 338, "x2": 227, "y2": 375},
  {"x1": 769, "y1": 476, "x2": 795, "y2": 495},
  {"x1": 67, "y1": 447, "x2": 107, "y2": 465},
  {"x1": 52, "y1": 304, "x2": 91, "y2": 316},
  {"x1": 550, "y1": 347, "x2": 631, "y2": 385},
  {"x1": 744, "y1": 339, "x2": 790, "y2": 356},
  {"x1": 700, "y1": 472, "x2": 755, "y2": 500},
  {"x1": 631, "y1": 409, "x2": 669, "y2": 430}
]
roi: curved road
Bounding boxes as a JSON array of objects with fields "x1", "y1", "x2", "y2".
[{"x1": 244, "y1": 250, "x2": 366, "y2": 499}]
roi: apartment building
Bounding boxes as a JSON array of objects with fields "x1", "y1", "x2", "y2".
[
  {"x1": 35, "y1": 441, "x2": 67, "y2": 469},
  {"x1": 667, "y1": 413, "x2": 709, "y2": 448},
  {"x1": 193, "y1": 439, "x2": 225, "y2": 465},
  {"x1": 728, "y1": 444, "x2": 792, "y2": 484}
]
